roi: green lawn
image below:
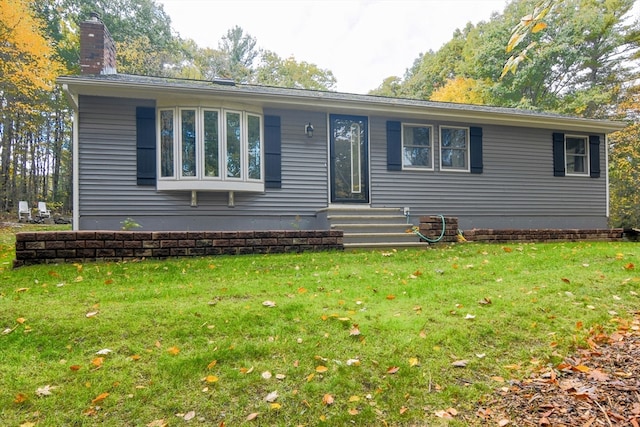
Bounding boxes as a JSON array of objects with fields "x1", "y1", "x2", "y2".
[{"x1": 1, "y1": 227, "x2": 638, "y2": 426}]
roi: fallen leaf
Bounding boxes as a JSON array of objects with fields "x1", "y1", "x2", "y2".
[
  {"x1": 348, "y1": 408, "x2": 360, "y2": 415},
  {"x1": 465, "y1": 313, "x2": 476, "y2": 320},
  {"x1": 387, "y1": 366, "x2": 400, "y2": 374},
  {"x1": 349, "y1": 395, "x2": 360, "y2": 402},
  {"x1": 204, "y1": 375, "x2": 218, "y2": 383},
  {"x1": 207, "y1": 360, "x2": 217, "y2": 369},
  {"x1": 435, "y1": 409, "x2": 453, "y2": 418},
  {"x1": 315, "y1": 365, "x2": 328, "y2": 373},
  {"x1": 91, "y1": 357, "x2": 104, "y2": 367},
  {"x1": 20, "y1": 423, "x2": 36, "y2": 427},
  {"x1": 261, "y1": 371, "x2": 272, "y2": 379},
  {"x1": 146, "y1": 419, "x2": 167, "y2": 427},
  {"x1": 275, "y1": 373, "x2": 286, "y2": 380},
  {"x1": 95, "y1": 348, "x2": 112, "y2": 355},
  {"x1": 452, "y1": 360, "x2": 468, "y2": 368},
  {"x1": 400, "y1": 406, "x2": 408, "y2": 414},
  {"x1": 70, "y1": 365, "x2": 82, "y2": 371},
  {"x1": 167, "y1": 346, "x2": 180, "y2": 355},
  {"x1": 16, "y1": 317, "x2": 26, "y2": 324},
  {"x1": 130, "y1": 355, "x2": 141, "y2": 361},
  {"x1": 561, "y1": 278, "x2": 571, "y2": 284},
  {"x1": 16, "y1": 288, "x2": 29, "y2": 293},
  {"x1": 14, "y1": 393, "x2": 28, "y2": 403},
  {"x1": 91, "y1": 392, "x2": 109, "y2": 404},
  {"x1": 346, "y1": 358, "x2": 360, "y2": 366},
  {"x1": 85, "y1": 311, "x2": 99, "y2": 318},
  {"x1": 264, "y1": 391, "x2": 278, "y2": 402},
  {"x1": 478, "y1": 297, "x2": 492, "y2": 305},
  {"x1": 322, "y1": 393, "x2": 334, "y2": 405},
  {"x1": 502, "y1": 247, "x2": 513, "y2": 253},
  {"x1": 262, "y1": 300, "x2": 276, "y2": 307},
  {"x1": 183, "y1": 411, "x2": 195, "y2": 421},
  {"x1": 270, "y1": 402, "x2": 281, "y2": 410},
  {"x1": 386, "y1": 294, "x2": 396, "y2": 300},
  {"x1": 409, "y1": 357, "x2": 420, "y2": 367},
  {"x1": 246, "y1": 412, "x2": 259, "y2": 421},
  {"x1": 624, "y1": 263, "x2": 635, "y2": 270},
  {"x1": 349, "y1": 324, "x2": 361, "y2": 336}
]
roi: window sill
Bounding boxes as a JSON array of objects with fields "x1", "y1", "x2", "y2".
[{"x1": 157, "y1": 180, "x2": 264, "y2": 192}]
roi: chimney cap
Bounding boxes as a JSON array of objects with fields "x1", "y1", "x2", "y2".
[{"x1": 89, "y1": 12, "x2": 101, "y2": 21}]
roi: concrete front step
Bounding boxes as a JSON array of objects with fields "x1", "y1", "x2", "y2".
[
  {"x1": 344, "y1": 241, "x2": 426, "y2": 249},
  {"x1": 322, "y1": 206, "x2": 421, "y2": 248}
]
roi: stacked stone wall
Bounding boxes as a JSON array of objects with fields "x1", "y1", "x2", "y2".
[{"x1": 14, "y1": 230, "x2": 343, "y2": 267}]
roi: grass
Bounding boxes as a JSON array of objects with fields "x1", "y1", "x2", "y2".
[{"x1": 0, "y1": 225, "x2": 639, "y2": 426}]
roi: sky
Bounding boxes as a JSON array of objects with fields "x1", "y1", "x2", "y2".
[{"x1": 156, "y1": 0, "x2": 509, "y2": 94}]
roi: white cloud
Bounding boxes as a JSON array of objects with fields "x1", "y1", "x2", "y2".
[{"x1": 157, "y1": 0, "x2": 508, "y2": 93}]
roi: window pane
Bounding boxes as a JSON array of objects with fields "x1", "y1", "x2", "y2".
[
  {"x1": 441, "y1": 128, "x2": 468, "y2": 170},
  {"x1": 566, "y1": 137, "x2": 587, "y2": 174},
  {"x1": 247, "y1": 115, "x2": 261, "y2": 180},
  {"x1": 442, "y1": 128, "x2": 467, "y2": 148},
  {"x1": 226, "y1": 112, "x2": 241, "y2": 178},
  {"x1": 204, "y1": 110, "x2": 219, "y2": 177},
  {"x1": 160, "y1": 110, "x2": 174, "y2": 177},
  {"x1": 181, "y1": 110, "x2": 196, "y2": 177},
  {"x1": 403, "y1": 125, "x2": 431, "y2": 168}
]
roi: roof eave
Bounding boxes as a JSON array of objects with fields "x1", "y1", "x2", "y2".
[{"x1": 57, "y1": 75, "x2": 626, "y2": 134}]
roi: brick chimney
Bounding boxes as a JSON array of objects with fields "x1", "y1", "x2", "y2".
[{"x1": 80, "y1": 12, "x2": 117, "y2": 75}]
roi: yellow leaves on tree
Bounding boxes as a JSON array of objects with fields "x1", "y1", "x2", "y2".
[
  {"x1": 0, "y1": 0, "x2": 63, "y2": 109},
  {"x1": 430, "y1": 77, "x2": 488, "y2": 106}
]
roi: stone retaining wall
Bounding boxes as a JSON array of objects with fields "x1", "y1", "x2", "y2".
[
  {"x1": 463, "y1": 228, "x2": 624, "y2": 243},
  {"x1": 418, "y1": 216, "x2": 460, "y2": 243},
  {"x1": 416, "y1": 216, "x2": 624, "y2": 244},
  {"x1": 14, "y1": 230, "x2": 344, "y2": 267}
]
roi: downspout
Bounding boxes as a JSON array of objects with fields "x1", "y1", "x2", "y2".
[
  {"x1": 605, "y1": 133, "x2": 610, "y2": 221},
  {"x1": 70, "y1": 92, "x2": 79, "y2": 231}
]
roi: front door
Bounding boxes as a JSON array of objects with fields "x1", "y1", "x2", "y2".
[{"x1": 330, "y1": 114, "x2": 369, "y2": 203}]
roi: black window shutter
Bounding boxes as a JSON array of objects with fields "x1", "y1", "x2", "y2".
[
  {"x1": 552, "y1": 132, "x2": 565, "y2": 177},
  {"x1": 386, "y1": 121, "x2": 402, "y2": 171},
  {"x1": 136, "y1": 107, "x2": 156, "y2": 186},
  {"x1": 470, "y1": 126, "x2": 483, "y2": 174},
  {"x1": 589, "y1": 135, "x2": 600, "y2": 178},
  {"x1": 264, "y1": 115, "x2": 282, "y2": 189}
]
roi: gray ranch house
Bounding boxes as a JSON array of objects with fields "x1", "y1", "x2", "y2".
[{"x1": 57, "y1": 15, "x2": 624, "y2": 247}]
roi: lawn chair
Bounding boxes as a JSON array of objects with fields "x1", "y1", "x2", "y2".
[
  {"x1": 38, "y1": 201, "x2": 51, "y2": 218},
  {"x1": 18, "y1": 201, "x2": 31, "y2": 221}
]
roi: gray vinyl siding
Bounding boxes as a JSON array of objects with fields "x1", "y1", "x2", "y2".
[
  {"x1": 77, "y1": 97, "x2": 328, "y2": 230},
  {"x1": 77, "y1": 96, "x2": 608, "y2": 231},
  {"x1": 368, "y1": 116, "x2": 607, "y2": 229}
]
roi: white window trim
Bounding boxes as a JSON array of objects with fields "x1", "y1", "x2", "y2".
[
  {"x1": 157, "y1": 106, "x2": 264, "y2": 192},
  {"x1": 439, "y1": 126, "x2": 470, "y2": 173},
  {"x1": 402, "y1": 123, "x2": 434, "y2": 171},
  {"x1": 564, "y1": 134, "x2": 589, "y2": 176}
]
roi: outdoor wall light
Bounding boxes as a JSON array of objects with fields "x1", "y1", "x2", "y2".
[{"x1": 305, "y1": 122, "x2": 314, "y2": 138}]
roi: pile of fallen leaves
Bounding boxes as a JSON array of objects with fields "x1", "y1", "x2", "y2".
[{"x1": 478, "y1": 312, "x2": 640, "y2": 426}]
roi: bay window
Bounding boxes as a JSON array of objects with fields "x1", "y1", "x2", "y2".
[{"x1": 157, "y1": 107, "x2": 263, "y2": 192}]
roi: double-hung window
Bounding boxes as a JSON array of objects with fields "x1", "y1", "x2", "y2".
[
  {"x1": 565, "y1": 135, "x2": 588, "y2": 175},
  {"x1": 402, "y1": 124, "x2": 433, "y2": 170},
  {"x1": 440, "y1": 126, "x2": 469, "y2": 172},
  {"x1": 157, "y1": 107, "x2": 263, "y2": 192}
]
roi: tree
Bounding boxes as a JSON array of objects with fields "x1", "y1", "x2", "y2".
[
  {"x1": 217, "y1": 26, "x2": 259, "y2": 83},
  {"x1": 0, "y1": 0, "x2": 65, "y2": 213},
  {"x1": 609, "y1": 85, "x2": 640, "y2": 228},
  {"x1": 254, "y1": 51, "x2": 336, "y2": 90},
  {"x1": 430, "y1": 77, "x2": 490, "y2": 105}
]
